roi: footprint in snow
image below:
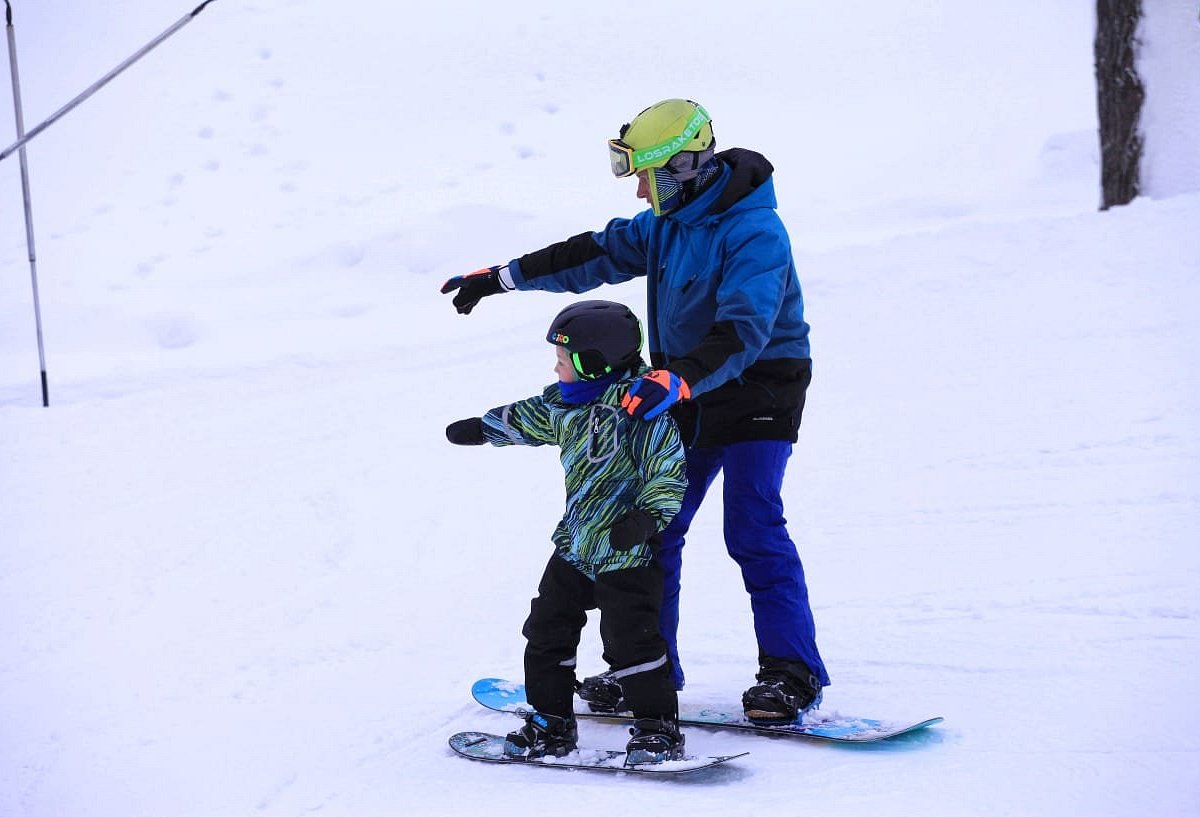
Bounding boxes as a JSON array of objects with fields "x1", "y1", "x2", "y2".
[
  {"x1": 147, "y1": 314, "x2": 200, "y2": 350},
  {"x1": 336, "y1": 243, "x2": 365, "y2": 267}
]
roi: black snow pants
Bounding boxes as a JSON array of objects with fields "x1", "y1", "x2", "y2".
[{"x1": 521, "y1": 553, "x2": 677, "y2": 721}]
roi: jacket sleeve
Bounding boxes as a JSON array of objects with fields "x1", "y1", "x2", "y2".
[
  {"x1": 506, "y1": 214, "x2": 653, "y2": 293},
  {"x1": 666, "y1": 211, "x2": 793, "y2": 395},
  {"x1": 626, "y1": 414, "x2": 686, "y2": 530},
  {"x1": 480, "y1": 390, "x2": 559, "y2": 447}
]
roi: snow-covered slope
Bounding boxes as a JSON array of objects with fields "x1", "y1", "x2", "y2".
[{"x1": 2, "y1": 2, "x2": 1197, "y2": 816}]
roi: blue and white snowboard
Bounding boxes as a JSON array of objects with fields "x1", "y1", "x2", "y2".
[
  {"x1": 449, "y1": 731, "x2": 747, "y2": 775},
  {"x1": 473, "y1": 677, "x2": 943, "y2": 744}
]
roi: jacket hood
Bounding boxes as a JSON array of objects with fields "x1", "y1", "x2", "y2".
[
  {"x1": 710, "y1": 148, "x2": 775, "y2": 214},
  {"x1": 670, "y1": 148, "x2": 777, "y2": 225}
]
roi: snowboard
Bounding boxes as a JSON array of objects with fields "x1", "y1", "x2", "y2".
[
  {"x1": 472, "y1": 677, "x2": 943, "y2": 744},
  {"x1": 449, "y1": 731, "x2": 748, "y2": 775}
]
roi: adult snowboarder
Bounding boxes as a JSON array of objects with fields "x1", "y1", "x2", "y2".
[{"x1": 441, "y1": 99, "x2": 829, "y2": 724}]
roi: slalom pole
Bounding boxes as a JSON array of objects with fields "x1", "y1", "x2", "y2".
[
  {"x1": 5, "y1": 0, "x2": 48, "y2": 405},
  {"x1": 0, "y1": 0, "x2": 218, "y2": 164}
]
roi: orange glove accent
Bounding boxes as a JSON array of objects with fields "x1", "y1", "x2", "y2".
[{"x1": 621, "y1": 369, "x2": 690, "y2": 420}]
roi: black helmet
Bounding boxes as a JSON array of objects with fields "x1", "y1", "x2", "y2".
[{"x1": 546, "y1": 300, "x2": 643, "y2": 380}]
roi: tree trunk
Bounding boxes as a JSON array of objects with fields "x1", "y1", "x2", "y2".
[{"x1": 1094, "y1": 0, "x2": 1145, "y2": 210}]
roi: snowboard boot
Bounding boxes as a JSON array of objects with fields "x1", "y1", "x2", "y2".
[
  {"x1": 742, "y1": 658, "x2": 824, "y2": 725},
  {"x1": 625, "y1": 717, "x2": 686, "y2": 765},
  {"x1": 577, "y1": 671, "x2": 628, "y2": 714},
  {"x1": 502, "y1": 712, "x2": 578, "y2": 760}
]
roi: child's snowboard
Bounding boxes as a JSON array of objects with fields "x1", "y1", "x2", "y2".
[
  {"x1": 472, "y1": 677, "x2": 943, "y2": 744},
  {"x1": 449, "y1": 731, "x2": 747, "y2": 775}
]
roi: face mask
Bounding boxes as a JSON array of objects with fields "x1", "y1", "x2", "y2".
[{"x1": 647, "y1": 167, "x2": 683, "y2": 216}]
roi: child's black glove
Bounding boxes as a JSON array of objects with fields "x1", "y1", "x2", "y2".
[
  {"x1": 446, "y1": 417, "x2": 485, "y2": 445},
  {"x1": 608, "y1": 508, "x2": 658, "y2": 551}
]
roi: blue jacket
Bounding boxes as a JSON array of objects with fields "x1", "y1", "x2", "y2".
[{"x1": 508, "y1": 149, "x2": 812, "y2": 447}]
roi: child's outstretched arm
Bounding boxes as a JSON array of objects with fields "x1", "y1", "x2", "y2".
[
  {"x1": 479, "y1": 389, "x2": 559, "y2": 447},
  {"x1": 445, "y1": 387, "x2": 560, "y2": 449}
]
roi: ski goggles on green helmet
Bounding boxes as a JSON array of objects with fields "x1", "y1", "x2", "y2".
[{"x1": 607, "y1": 106, "x2": 712, "y2": 178}]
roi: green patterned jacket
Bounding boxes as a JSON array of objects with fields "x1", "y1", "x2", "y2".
[{"x1": 481, "y1": 373, "x2": 686, "y2": 578}]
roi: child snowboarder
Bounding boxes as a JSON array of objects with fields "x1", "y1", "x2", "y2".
[{"x1": 445, "y1": 300, "x2": 688, "y2": 764}]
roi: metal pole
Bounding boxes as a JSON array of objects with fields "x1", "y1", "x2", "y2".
[
  {"x1": 5, "y1": 0, "x2": 48, "y2": 405},
  {"x1": 0, "y1": 0, "x2": 218, "y2": 164}
]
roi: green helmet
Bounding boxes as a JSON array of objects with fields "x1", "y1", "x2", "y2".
[{"x1": 608, "y1": 99, "x2": 714, "y2": 178}]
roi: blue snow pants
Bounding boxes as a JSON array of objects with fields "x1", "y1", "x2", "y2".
[{"x1": 656, "y1": 439, "x2": 830, "y2": 690}]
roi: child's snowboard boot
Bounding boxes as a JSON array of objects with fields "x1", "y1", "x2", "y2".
[
  {"x1": 502, "y1": 712, "x2": 578, "y2": 760},
  {"x1": 625, "y1": 717, "x2": 685, "y2": 764},
  {"x1": 577, "y1": 671, "x2": 628, "y2": 713}
]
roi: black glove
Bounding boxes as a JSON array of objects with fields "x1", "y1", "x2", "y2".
[
  {"x1": 608, "y1": 508, "x2": 659, "y2": 551},
  {"x1": 440, "y1": 265, "x2": 508, "y2": 315},
  {"x1": 446, "y1": 417, "x2": 485, "y2": 445}
]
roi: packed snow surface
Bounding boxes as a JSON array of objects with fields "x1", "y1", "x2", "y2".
[{"x1": 2, "y1": 2, "x2": 1197, "y2": 815}]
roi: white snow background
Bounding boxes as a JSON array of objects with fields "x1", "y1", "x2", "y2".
[{"x1": 2, "y1": 2, "x2": 1198, "y2": 815}]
